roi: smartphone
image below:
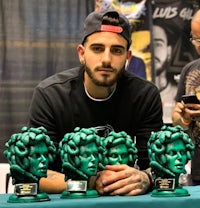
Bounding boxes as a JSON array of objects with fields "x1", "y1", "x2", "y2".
[{"x1": 181, "y1": 95, "x2": 200, "y2": 104}]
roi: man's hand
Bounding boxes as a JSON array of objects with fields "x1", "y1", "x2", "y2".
[
  {"x1": 39, "y1": 170, "x2": 67, "y2": 194},
  {"x1": 95, "y1": 164, "x2": 150, "y2": 196}
]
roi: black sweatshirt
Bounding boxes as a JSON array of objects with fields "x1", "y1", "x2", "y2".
[{"x1": 28, "y1": 66, "x2": 163, "y2": 171}]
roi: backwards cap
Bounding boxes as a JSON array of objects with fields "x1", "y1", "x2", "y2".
[{"x1": 82, "y1": 10, "x2": 131, "y2": 48}]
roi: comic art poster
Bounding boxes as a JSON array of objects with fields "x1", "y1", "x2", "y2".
[
  {"x1": 95, "y1": 0, "x2": 153, "y2": 81},
  {"x1": 152, "y1": 0, "x2": 200, "y2": 123}
]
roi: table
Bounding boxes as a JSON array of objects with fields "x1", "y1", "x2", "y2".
[{"x1": 1, "y1": 186, "x2": 200, "y2": 208}]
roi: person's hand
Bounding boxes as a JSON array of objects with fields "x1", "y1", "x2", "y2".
[
  {"x1": 173, "y1": 102, "x2": 191, "y2": 121},
  {"x1": 95, "y1": 164, "x2": 150, "y2": 196},
  {"x1": 172, "y1": 102, "x2": 200, "y2": 126},
  {"x1": 184, "y1": 102, "x2": 200, "y2": 121}
]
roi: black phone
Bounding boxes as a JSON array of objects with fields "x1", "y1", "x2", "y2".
[{"x1": 181, "y1": 95, "x2": 200, "y2": 104}]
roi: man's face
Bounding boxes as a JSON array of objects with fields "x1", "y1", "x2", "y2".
[
  {"x1": 77, "y1": 32, "x2": 130, "y2": 88},
  {"x1": 79, "y1": 142, "x2": 99, "y2": 177},
  {"x1": 108, "y1": 143, "x2": 129, "y2": 165},
  {"x1": 28, "y1": 141, "x2": 49, "y2": 178},
  {"x1": 153, "y1": 25, "x2": 171, "y2": 76},
  {"x1": 165, "y1": 139, "x2": 187, "y2": 175},
  {"x1": 191, "y1": 20, "x2": 200, "y2": 56}
]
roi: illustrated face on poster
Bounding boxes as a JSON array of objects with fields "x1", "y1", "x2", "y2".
[{"x1": 153, "y1": 25, "x2": 172, "y2": 78}]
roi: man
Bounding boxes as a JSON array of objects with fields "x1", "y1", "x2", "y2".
[
  {"x1": 153, "y1": 24, "x2": 177, "y2": 124},
  {"x1": 172, "y1": 9, "x2": 200, "y2": 185},
  {"x1": 28, "y1": 10, "x2": 163, "y2": 195}
]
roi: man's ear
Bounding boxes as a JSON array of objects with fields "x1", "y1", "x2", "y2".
[
  {"x1": 127, "y1": 50, "x2": 132, "y2": 62},
  {"x1": 77, "y1": 44, "x2": 85, "y2": 64}
]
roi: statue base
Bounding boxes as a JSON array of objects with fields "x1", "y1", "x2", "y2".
[
  {"x1": 152, "y1": 178, "x2": 190, "y2": 197},
  {"x1": 151, "y1": 186, "x2": 190, "y2": 197},
  {"x1": 7, "y1": 183, "x2": 50, "y2": 203},
  {"x1": 61, "y1": 180, "x2": 99, "y2": 198},
  {"x1": 7, "y1": 192, "x2": 50, "y2": 203},
  {"x1": 61, "y1": 189, "x2": 99, "y2": 199}
]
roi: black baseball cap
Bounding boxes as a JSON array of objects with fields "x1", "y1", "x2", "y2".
[{"x1": 82, "y1": 10, "x2": 132, "y2": 48}]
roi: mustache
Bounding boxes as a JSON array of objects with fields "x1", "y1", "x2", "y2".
[
  {"x1": 95, "y1": 64, "x2": 115, "y2": 71},
  {"x1": 97, "y1": 63, "x2": 112, "y2": 68}
]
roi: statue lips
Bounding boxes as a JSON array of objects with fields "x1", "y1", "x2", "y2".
[
  {"x1": 174, "y1": 163, "x2": 184, "y2": 170},
  {"x1": 88, "y1": 165, "x2": 97, "y2": 174},
  {"x1": 39, "y1": 164, "x2": 47, "y2": 174}
]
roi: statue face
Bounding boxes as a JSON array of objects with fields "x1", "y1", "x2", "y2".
[
  {"x1": 79, "y1": 142, "x2": 98, "y2": 177},
  {"x1": 108, "y1": 143, "x2": 128, "y2": 165},
  {"x1": 28, "y1": 141, "x2": 49, "y2": 178},
  {"x1": 165, "y1": 139, "x2": 187, "y2": 174}
]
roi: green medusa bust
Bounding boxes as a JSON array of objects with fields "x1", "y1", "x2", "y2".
[
  {"x1": 148, "y1": 125, "x2": 194, "y2": 197},
  {"x1": 59, "y1": 127, "x2": 105, "y2": 198},
  {"x1": 4, "y1": 126, "x2": 56, "y2": 203},
  {"x1": 100, "y1": 131, "x2": 138, "y2": 169}
]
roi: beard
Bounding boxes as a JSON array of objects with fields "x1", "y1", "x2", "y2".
[
  {"x1": 85, "y1": 64, "x2": 124, "y2": 87},
  {"x1": 155, "y1": 60, "x2": 170, "y2": 76}
]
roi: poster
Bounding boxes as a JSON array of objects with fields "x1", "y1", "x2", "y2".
[{"x1": 152, "y1": 0, "x2": 200, "y2": 123}]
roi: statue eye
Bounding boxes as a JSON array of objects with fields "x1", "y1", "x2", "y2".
[
  {"x1": 121, "y1": 153, "x2": 128, "y2": 158},
  {"x1": 93, "y1": 153, "x2": 98, "y2": 158},
  {"x1": 167, "y1": 150, "x2": 176, "y2": 156},
  {"x1": 110, "y1": 153, "x2": 118, "y2": 158},
  {"x1": 81, "y1": 153, "x2": 89, "y2": 158},
  {"x1": 180, "y1": 150, "x2": 186, "y2": 155},
  {"x1": 31, "y1": 153, "x2": 41, "y2": 159}
]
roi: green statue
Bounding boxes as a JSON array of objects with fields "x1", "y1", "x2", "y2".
[
  {"x1": 59, "y1": 127, "x2": 105, "y2": 198},
  {"x1": 4, "y1": 126, "x2": 56, "y2": 203},
  {"x1": 148, "y1": 125, "x2": 194, "y2": 197},
  {"x1": 100, "y1": 131, "x2": 138, "y2": 169}
]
